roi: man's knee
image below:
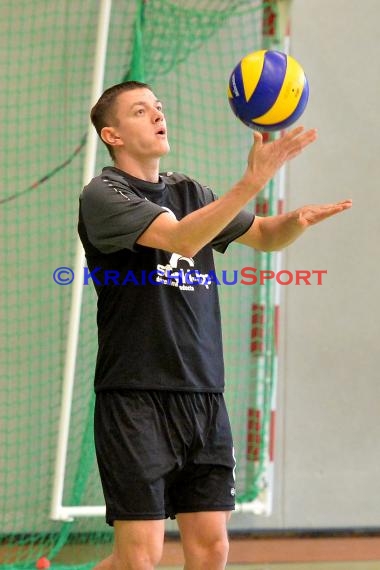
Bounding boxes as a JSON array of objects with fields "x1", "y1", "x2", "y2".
[
  {"x1": 113, "y1": 520, "x2": 164, "y2": 570},
  {"x1": 185, "y1": 535, "x2": 229, "y2": 567},
  {"x1": 113, "y1": 549, "x2": 162, "y2": 570},
  {"x1": 178, "y1": 511, "x2": 231, "y2": 568},
  {"x1": 206, "y1": 536, "x2": 229, "y2": 564}
]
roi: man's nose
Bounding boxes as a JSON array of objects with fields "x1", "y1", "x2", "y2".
[{"x1": 153, "y1": 109, "x2": 164, "y2": 122}]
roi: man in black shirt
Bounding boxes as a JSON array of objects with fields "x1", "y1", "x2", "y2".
[{"x1": 79, "y1": 81, "x2": 351, "y2": 570}]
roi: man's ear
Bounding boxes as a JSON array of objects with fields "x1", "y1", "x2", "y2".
[{"x1": 101, "y1": 126, "x2": 122, "y2": 149}]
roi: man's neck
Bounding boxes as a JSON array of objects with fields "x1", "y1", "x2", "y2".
[{"x1": 113, "y1": 155, "x2": 160, "y2": 183}]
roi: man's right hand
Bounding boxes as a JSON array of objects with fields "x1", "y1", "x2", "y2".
[{"x1": 241, "y1": 126, "x2": 318, "y2": 192}]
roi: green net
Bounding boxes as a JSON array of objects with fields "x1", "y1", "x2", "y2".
[{"x1": 1, "y1": 1, "x2": 286, "y2": 567}]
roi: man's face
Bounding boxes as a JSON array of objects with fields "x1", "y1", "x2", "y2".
[{"x1": 108, "y1": 87, "x2": 170, "y2": 159}]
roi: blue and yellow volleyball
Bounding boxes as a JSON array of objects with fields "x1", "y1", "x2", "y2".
[{"x1": 228, "y1": 50, "x2": 309, "y2": 131}]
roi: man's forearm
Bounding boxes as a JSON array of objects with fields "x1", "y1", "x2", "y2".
[
  {"x1": 257, "y1": 211, "x2": 306, "y2": 251},
  {"x1": 237, "y1": 210, "x2": 306, "y2": 252},
  {"x1": 237, "y1": 199, "x2": 352, "y2": 252}
]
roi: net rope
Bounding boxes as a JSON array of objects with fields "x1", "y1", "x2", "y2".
[{"x1": 1, "y1": 1, "x2": 284, "y2": 567}]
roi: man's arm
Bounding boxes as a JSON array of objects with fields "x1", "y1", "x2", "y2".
[
  {"x1": 236, "y1": 200, "x2": 352, "y2": 251},
  {"x1": 136, "y1": 127, "x2": 317, "y2": 257}
]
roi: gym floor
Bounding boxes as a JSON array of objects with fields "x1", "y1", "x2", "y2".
[
  {"x1": 157, "y1": 535, "x2": 380, "y2": 568},
  {"x1": 160, "y1": 561, "x2": 380, "y2": 570},
  {"x1": 4, "y1": 535, "x2": 378, "y2": 569}
]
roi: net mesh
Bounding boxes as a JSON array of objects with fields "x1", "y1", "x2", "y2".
[{"x1": 1, "y1": 1, "x2": 285, "y2": 567}]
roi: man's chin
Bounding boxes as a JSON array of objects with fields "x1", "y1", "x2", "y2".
[{"x1": 158, "y1": 142, "x2": 170, "y2": 156}]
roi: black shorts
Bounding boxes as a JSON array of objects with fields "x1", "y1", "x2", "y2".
[{"x1": 94, "y1": 390, "x2": 236, "y2": 525}]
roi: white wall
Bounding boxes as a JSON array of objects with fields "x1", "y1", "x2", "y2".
[{"x1": 235, "y1": 0, "x2": 380, "y2": 530}]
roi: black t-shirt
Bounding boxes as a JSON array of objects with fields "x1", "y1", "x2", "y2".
[{"x1": 78, "y1": 167, "x2": 255, "y2": 393}]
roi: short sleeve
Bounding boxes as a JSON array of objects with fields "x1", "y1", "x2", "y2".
[
  {"x1": 198, "y1": 184, "x2": 255, "y2": 254},
  {"x1": 211, "y1": 209, "x2": 255, "y2": 253},
  {"x1": 79, "y1": 177, "x2": 167, "y2": 254}
]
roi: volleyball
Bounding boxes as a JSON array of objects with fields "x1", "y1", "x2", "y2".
[{"x1": 228, "y1": 49, "x2": 309, "y2": 131}]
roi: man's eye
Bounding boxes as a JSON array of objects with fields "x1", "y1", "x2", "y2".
[{"x1": 136, "y1": 108, "x2": 144, "y2": 115}]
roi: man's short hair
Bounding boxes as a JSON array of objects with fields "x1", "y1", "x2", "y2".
[{"x1": 90, "y1": 80, "x2": 151, "y2": 160}]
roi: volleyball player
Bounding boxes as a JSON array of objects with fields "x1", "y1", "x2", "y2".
[{"x1": 78, "y1": 81, "x2": 351, "y2": 570}]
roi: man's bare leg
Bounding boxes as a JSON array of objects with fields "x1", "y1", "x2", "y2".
[
  {"x1": 177, "y1": 511, "x2": 231, "y2": 570},
  {"x1": 93, "y1": 520, "x2": 165, "y2": 570}
]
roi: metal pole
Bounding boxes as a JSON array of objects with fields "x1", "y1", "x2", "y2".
[{"x1": 50, "y1": 0, "x2": 112, "y2": 522}]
